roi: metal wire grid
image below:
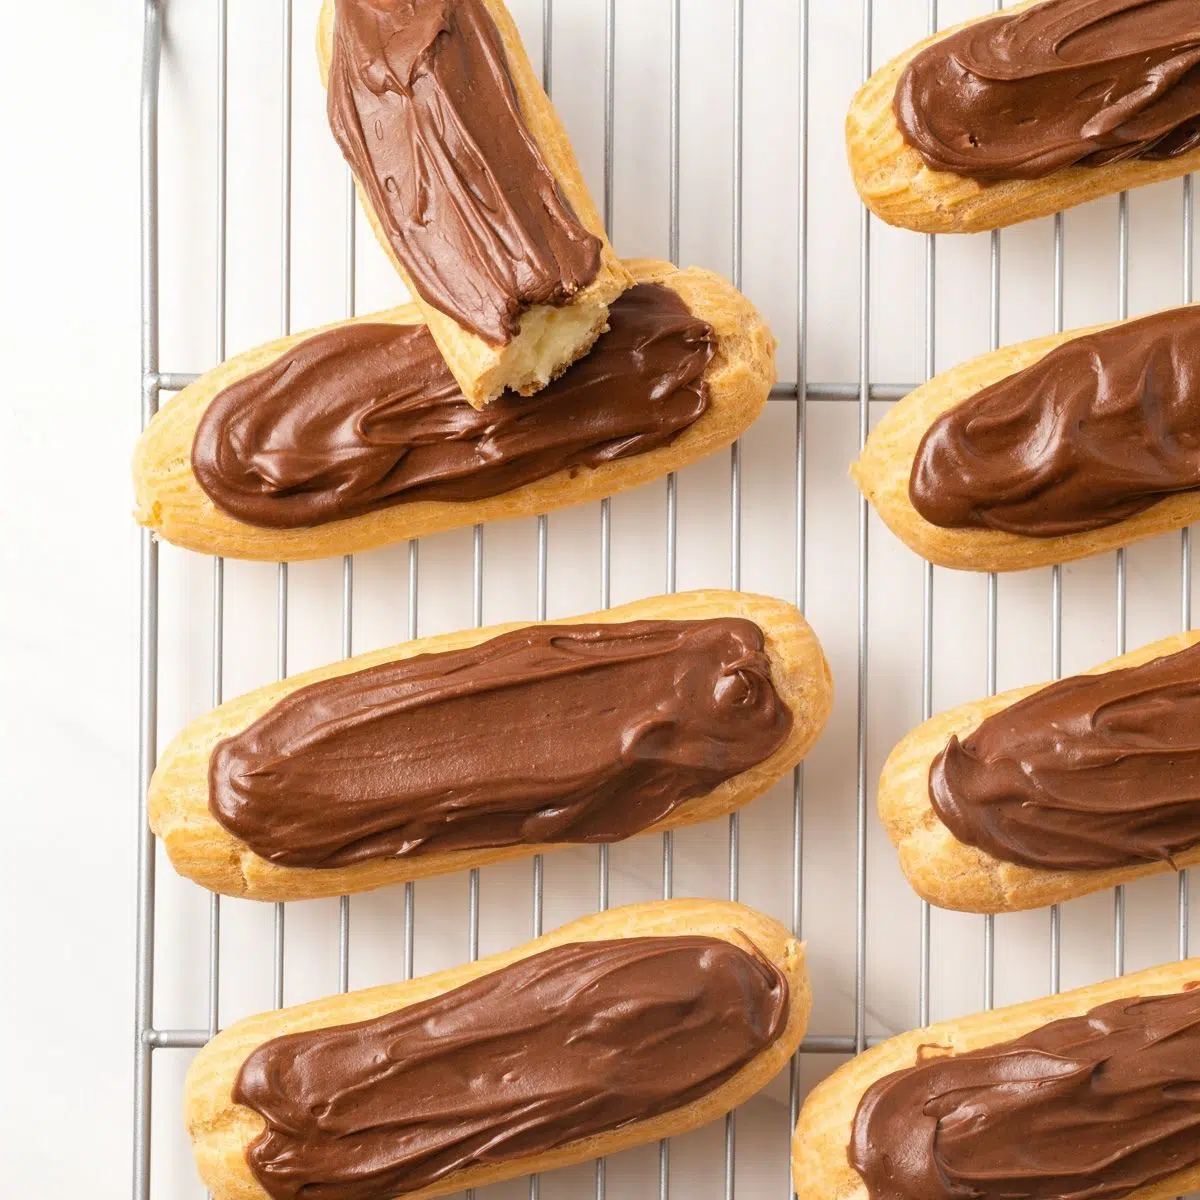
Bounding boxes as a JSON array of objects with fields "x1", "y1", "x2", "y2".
[{"x1": 132, "y1": 2, "x2": 1198, "y2": 1199}]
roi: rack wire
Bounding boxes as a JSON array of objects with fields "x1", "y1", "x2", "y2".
[{"x1": 135, "y1": 2, "x2": 1197, "y2": 1198}]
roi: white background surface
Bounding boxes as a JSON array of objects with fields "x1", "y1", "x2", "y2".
[
  {"x1": 3, "y1": 1, "x2": 144, "y2": 1195},
  {"x1": 4, "y1": 1, "x2": 1200, "y2": 1197}
]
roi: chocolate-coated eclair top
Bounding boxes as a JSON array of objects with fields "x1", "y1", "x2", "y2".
[
  {"x1": 327, "y1": 0, "x2": 601, "y2": 344},
  {"x1": 911, "y1": 306, "x2": 1200, "y2": 537},
  {"x1": 895, "y1": 0, "x2": 1200, "y2": 182},
  {"x1": 193, "y1": 283, "x2": 714, "y2": 529},
  {"x1": 235, "y1": 936, "x2": 789, "y2": 1200},
  {"x1": 930, "y1": 640, "x2": 1200, "y2": 871},
  {"x1": 851, "y1": 986, "x2": 1200, "y2": 1200},
  {"x1": 210, "y1": 617, "x2": 792, "y2": 868}
]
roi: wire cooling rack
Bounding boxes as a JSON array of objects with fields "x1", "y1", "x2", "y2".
[{"x1": 135, "y1": 2, "x2": 1199, "y2": 1198}]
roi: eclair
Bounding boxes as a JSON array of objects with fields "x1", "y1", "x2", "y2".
[
  {"x1": 187, "y1": 899, "x2": 810, "y2": 1200},
  {"x1": 847, "y1": 0, "x2": 1200, "y2": 234},
  {"x1": 792, "y1": 959, "x2": 1200, "y2": 1200},
  {"x1": 878, "y1": 630, "x2": 1200, "y2": 914},
  {"x1": 317, "y1": 0, "x2": 631, "y2": 406},
  {"x1": 149, "y1": 590, "x2": 832, "y2": 902},
  {"x1": 133, "y1": 260, "x2": 776, "y2": 563},
  {"x1": 853, "y1": 304, "x2": 1200, "y2": 572}
]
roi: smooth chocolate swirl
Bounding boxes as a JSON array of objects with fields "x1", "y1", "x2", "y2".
[
  {"x1": 192, "y1": 283, "x2": 714, "y2": 530},
  {"x1": 210, "y1": 618, "x2": 791, "y2": 868},
  {"x1": 895, "y1": 0, "x2": 1200, "y2": 182},
  {"x1": 850, "y1": 986, "x2": 1200, "y2": 1200},
  {"x1": 930, "y1": 641, "x2": 1200, "y2": 871},
  {"x1": 234, "y1": 935, "x2": 789, "y2": 1200},
  {"x1": 910, "y1": 306, "x2": 1200, "y2": 537},
  {"x1": 327, "y1": 0, "x2": 601, "y2": 344}
]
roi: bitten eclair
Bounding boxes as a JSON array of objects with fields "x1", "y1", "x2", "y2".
[
  {"x1": 317, "y1": 0, "x2": 631, "y2": 406},
  {"x1": 187, "y1": 899, "x2": 810, "y2": 1200},
  {"x1": 133, "y1": 261, "x2": 776, "y2": 562},
  {"x1": 149, "y1": 590, "x2": 832, "y2": 902},
  {"x1": 793, "y1": 960, "x2": 1200, "y2": 1200},
  {"x1": 878, "y1": 631, "x2": 1200, "y2": 913},
  {"x1": 853, "y1": 304, "x2": 1200, "y2": 572},
  {"x1": 847, "y1": 0, "x2": 1200, "y2": 234}
]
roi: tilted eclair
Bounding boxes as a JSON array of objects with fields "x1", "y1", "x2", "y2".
[
  {"x1": 149, "y1": 590, "x2": 831, "y2": 902},
  {"x1": 187, "y1": 899, "x2": 810, "y2": 1200},
  {"x1": 317, "y1": 0, "x2": 631, "y2": 406},
  {"x1": 878, "y1": 631, "x2": 1200, "y2": 914},
  {"x1": 133, "y1": 260, "x2": 775, "y2": 562},
  {"x1": 792, "y1": 960, "x2": 1200, "y2": 1200},
  {"x1": 853, "y1": 304, "x2": 1200, "y2": 572},
  {"x1": 847, "y1": 0, "x2": 1200, "y2": 234}
]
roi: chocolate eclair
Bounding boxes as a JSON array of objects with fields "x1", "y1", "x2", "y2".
[
  {"x1": 187, "y1": 900, "x2": 810, "y2": 1200},
  {"x1": 853, "y1": 304, "x2": 1200, "y2": 572},
  {"x1": 133, "y1": 261, "x2": 776, "y2": 563},
  {"x1": 318, "y1": 0, "x2": 631, "y2": 406},
  {"x1": 847, "y1": 0, "x2": 1200, "y2": 233},
  {"x1": 877, "y1": 630, "x2": 1200, "y2": 913},
  {"x1": 794, "y1": 961, "x2": 1200, "y2": 1200},
  {"x1": 149, "y1": 590, "x2": 832, "y2": 902}
]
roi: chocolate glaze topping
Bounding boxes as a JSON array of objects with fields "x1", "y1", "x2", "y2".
[
  {"x1": 209, "y1": 618, "x2": 791, "y2": 868},
  {"x1": 234, "y1": 935, "x2": 790, "y2": 1200},
  {"x1": 327, "y1": 0, "x2": 601, "y2": 344},
  {"x1": 850, "y1": 986, "x2": 1200, "y2": 1200},
  {"x1": 910, "y1": 306, "x2": 1200, "y2": 537},
  {"x1": 895, "y1": 0, "x2": 1200, "y2": 182},
  {"x1": 192, "y1": 283, "x2": 714, "y2": 530},
  {"x1": 930, "y1": 641, "x2": 1200, "y2": 871}
]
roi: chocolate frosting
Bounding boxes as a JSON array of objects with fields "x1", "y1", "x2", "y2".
[
  {"x1": 910, "y1": 306, "x2": 1200, "y2": 537},
  {"x1": 191, "y1": 283, "x2": 714, "y2": 530},
  {"x1": 895, "y1": 0, "x2": 1200, "y2": 182},
  {"x1": 327, "y1": 0, "x2": 601, "y2": 344},
  {"x1": 850, "y1": 986, "x2": 1200, "y2": 1200},
  {"x1": 234, "y1": 935, "x2": 789, "y2": 1200},
  {"x1": 930, "y1": 641, "x2": 1200, "y2": 871},
  {"x1": 209, "y1": 618, "x2": 791, "y2": 868}
]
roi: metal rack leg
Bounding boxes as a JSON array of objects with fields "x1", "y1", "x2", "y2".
[
  {"x1": 1113, "y1": 190, "x2": 1131, "y2": 978},
  {"x1": 662, "y1": 6, "x2": 682, "y2": 1195},
  {"x1": 133, "y1": 12, "x2": 164, "y2": 1198},
  {"x1": 338, "y1": 555, "x2": 353, "y2": 996},
  {"x1": 983, "y1": 190, "x2": 1001, "y2": 1011},
  {"x1": 335, "y1": 145, "x2": 359, "y2": 1001},
  {"x1": 982, "y1": 1, "x2": 1004, "y2": 998},
  {"x1": 405, "y1": 539, "x2": 419, "y2": 983},
  {"x1": 917, "y1": 0, "x2": 938, "y2": 1034},
  {"x1": 527, "y1": 9, "x2": 560, "y2": 1195},
  {"x1": 1049, "y1": 208, "x2": 1065, "y2": 997},
  {"x1": 207, "y1": 0, "x2": 231, "y2": 1069},
  {"x1": 593, "y1": 10, "x2": 615, "y2": 1197},
  {"x1": 273, "y1": 0, "x2": 294, "y2": 1016},
  {"x1": 788, "y1": 5, "x2": 812, "y2": 1195},
  {"x1": 855, "y1": 0, "x2": 873, "y2": 1062},
  {"x1": 726, "y1": 5, "x2": 747, "y2": 1195},
  {"x1": 134, "y1": 472, "x2": 160, "y2": 1200},
  {"x1": 272, "y1": 561, "x2": 287, "y2": 1002},
  {"x1": 465, "y1": 524, "x2": 484, "y2": 1200},
  {"x1": 1183, "y1": 174, "x2": 1195, "y2": 964}
]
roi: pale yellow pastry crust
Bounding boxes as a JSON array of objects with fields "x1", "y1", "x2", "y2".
[
  {"x1": 133, "y1": 260, "x2": 776, "y2": 562},
  {"x1": 150, "y1": 589, "x2": 832, "y2": 902},
  {"x1": 792, "y1": 959, "x2": 1200, "y2": 1200},
  {"x1": 316, "y1": 0, "x2": 632, "y2": 406},
  {"x1": 188, "y1": 898, "x2": 810, "y2": 1200},
  {"x1": 879, "y1": 632, "x2": 1200, "y2": 914},
  {"x1": 847, "y1": 0, "x2": 1200, "y2": 235},
  {"x1": 852, "y1": 307, "x2": 1200, "y2": 573}
]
